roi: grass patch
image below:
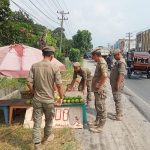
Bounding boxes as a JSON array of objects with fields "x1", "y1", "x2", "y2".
[
  {"x1": 47, "y1": 128, "x2": 79, "y2": 150},
  {"x1": 0, "y1": 125, "x2": 32, "y2": 150},
  {"x1": 0, "y1": 126, "x2": 80, "y2": 150}
]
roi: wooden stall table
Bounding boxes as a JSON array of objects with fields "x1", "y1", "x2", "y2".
[{"x1": 9, "y1": 100, "x2": 32, "y2": 126}]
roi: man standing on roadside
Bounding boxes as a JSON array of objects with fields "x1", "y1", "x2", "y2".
[
  {"x1": 110, "y1": 49, "x2": 126, "y2": 121},
  {"x1": 67, "y1": 62, "x2": 92, "y2": 105},
  {"x1": 27, "y1": 46, "x2": 63, "y2": 150},
  {"x1": 89, "y1": 48, "x2": 108, "y2": 133}
]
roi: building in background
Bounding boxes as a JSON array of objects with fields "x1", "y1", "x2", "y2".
[
  {"x1": 136, "y1": 29, "x2": 150, "y2": 52},
  {"x1": 114, "y1": 39, "x2": 136, "y2": 53}
]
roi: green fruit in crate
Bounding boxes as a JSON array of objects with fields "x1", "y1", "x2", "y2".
[
  {"x1": 75, "y1": 99, "x2": 79, "y2": 103},
  {"x1": 30, "y1": 100, "x2": 33, "y2": 104},
  {"x1": 63, "y1": 99, "x2": 67, "y2": 103},
  {"x1": 25, "y1": 100, "x2": 31, "y2": 105},
  {"x1": 67, "y1": 100, "x2": 70, "y2": 103},
  {"x1": 71, "y1": 99, "x2": 74, "y2": 103},
  {"x1": 80, "y1": 99, "x2": 84, "y2": 103}
]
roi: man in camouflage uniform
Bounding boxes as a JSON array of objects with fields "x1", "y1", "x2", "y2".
[
  {"x1": 68, "y1": 62, "x2": 92, "y2": 104},
  {"x1": 110, "y1": 49, "x2": 126, "y2": 121},
  {"x1": 27, "y1": 46, "x2": 63, "y2": 150},
  {"x1": 89, "y1": 49, "x2": 108, "y2": 133}
]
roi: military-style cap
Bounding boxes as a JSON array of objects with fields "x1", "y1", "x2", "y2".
[
  {"x1": 42, "y1": 46, "x2": 55, "y2": 52},
  {"x1": 91, "y1": 48, "x2": 101, "y2": 54},
  {"x1": 113, "y1": 49, "x2": 121, "y2": 55},
  {"x1": 73, "y1": 62, "x2": 81, "y2": 67}
]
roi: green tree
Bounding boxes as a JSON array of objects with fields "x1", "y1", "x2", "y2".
[
  {"x1": 32, "y1": 23, "x2": 46, "y2": 36},
  {"x1": 72, "y1": 30, "x2": 93, "y2": 55},
  {"x1": 0, "y1": 20, "x2": 38, "y2": 46},
  {"x1": 62, "y1": 39, "x2": 73, "y2": 57},
  {"x1": 46, "y1": 30, "x2": 57, "y2": 47},
  {"x1": 52, "y1": 27, "x2": 65, "y2": 39},
  {"x1": 0, "y1": 0, "x2": 12, "y2": 45},
  {"x1": 11, "y1": 10, "x2": 33, "y2": 24},
  {"x1": 55, "y1": 50, "x2": 65, "y2": 63},
  {"x1": 69, "y1": 48, "x2": 80, "y2": 62},
  {"x1": 0, "y1": 0, "x2": 11, "y2": 21},
  {"x1": 0, "y1": 20, "x2": 16, "y2": 45},
  {"x1": 0, "y1": 6, "x2": 47, "y2": 47}
]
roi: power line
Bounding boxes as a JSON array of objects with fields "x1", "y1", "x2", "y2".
[
  {"x1": 18, "y1": 0, "x2": 33, "y2": 12},
  {"x1": 34, "y1": 0, "x2": 58, "y2": 21},
  {"x1": 64, "y1": 21, "x2": 74, "y2": 37},
  {"x1": 61, "y1": 0, "x2": 69, "y2": 12},
  {"x1": 46, "y1": 0, "x2": 60, "y2": 16},
  {"x1": 68, "y1": 19, "x2": 77, "y2": 34},
  {"x1": 44, "y1": 0, "x2": 59, "y2": 17},
  {"x1": 12, "y1": 0, "x2": 55, "y2": 29},
  {"x1": 54, "y1": 0, "x2": 63, "y2": 10},
  {"x1": 11, "y1": 0, "x2": 41, "y2": 24},
  {"x1": 51, "y1": 0, "x2": 61, "y2": 11},
  {"x1": 28, "y1": 0, "x2": 60, "y2": 25}
]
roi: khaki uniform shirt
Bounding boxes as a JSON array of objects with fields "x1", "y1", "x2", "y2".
[
  {"x1": 110, "y1": 58, "x2": 126, "y2": 91},
  {"x1": 27, "y1": 60, "x2": 62, "y2": 103},
  {"x1": 92, "y1": 58, "x2": 108, "y2": 92},
  {"x1": 73, "y1": 68, "x2": 92, "y2": 81}
]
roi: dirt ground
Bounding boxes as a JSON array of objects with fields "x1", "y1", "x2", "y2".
[{"x1": 75, "y1": 59, "x2": 150, "y2": 150}]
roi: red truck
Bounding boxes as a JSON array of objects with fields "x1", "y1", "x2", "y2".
[{"x1": 127, "y1": 51, "x2": 150, "y2": 78}]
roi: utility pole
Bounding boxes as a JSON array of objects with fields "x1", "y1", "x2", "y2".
[
  {"x1": 126, "y1": 32, "x2": 133, "y2": 52},
  {"x1": 107, "y1": 43, "x2": 111, "y2": 50},
  {"x1": 57, "y1": 11, "x2": 69, "y2": 52}
]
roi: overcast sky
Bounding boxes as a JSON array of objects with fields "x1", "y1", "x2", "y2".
[{"x1": 10, "y1": 0, "x2": 150, "y2": 47}]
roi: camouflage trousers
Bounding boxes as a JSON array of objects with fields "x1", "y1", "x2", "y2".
[
  {"x1": 32, "y1": 100, "x2": 55, "y2": 144},
  {"x1": 112, "y1": 92, "x2": 123, "y2": 116},
  {"x1": 94, "y1": 90, "x2": 107, "y2": 127},
  {"x1": 78, "y1": 79, "x2": 92, "y2": 101}
]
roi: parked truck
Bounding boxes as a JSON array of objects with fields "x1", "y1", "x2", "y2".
[{"x1": 127, "y1": 51, "x2": 150, "y2": 79}]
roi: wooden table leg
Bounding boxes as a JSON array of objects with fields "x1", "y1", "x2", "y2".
[{"x1": 9, "y1": 107, "x2": 13, "y2": 126}]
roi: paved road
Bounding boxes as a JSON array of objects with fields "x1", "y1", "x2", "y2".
[{"x1": 125, "y1": 75, "x2": 150, "y2": 104}]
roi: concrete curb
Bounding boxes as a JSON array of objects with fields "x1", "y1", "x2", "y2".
[{"x1": 123, "y1": 86, "x2": 150, "y2": 122}]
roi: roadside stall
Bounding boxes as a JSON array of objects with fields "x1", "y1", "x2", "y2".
[
  {"x1": 24, "y1": 90, "x2": 87, "y2": 129},
  {"x1": 0, "y1": 44, "x2": 67, "y2": 126}
]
